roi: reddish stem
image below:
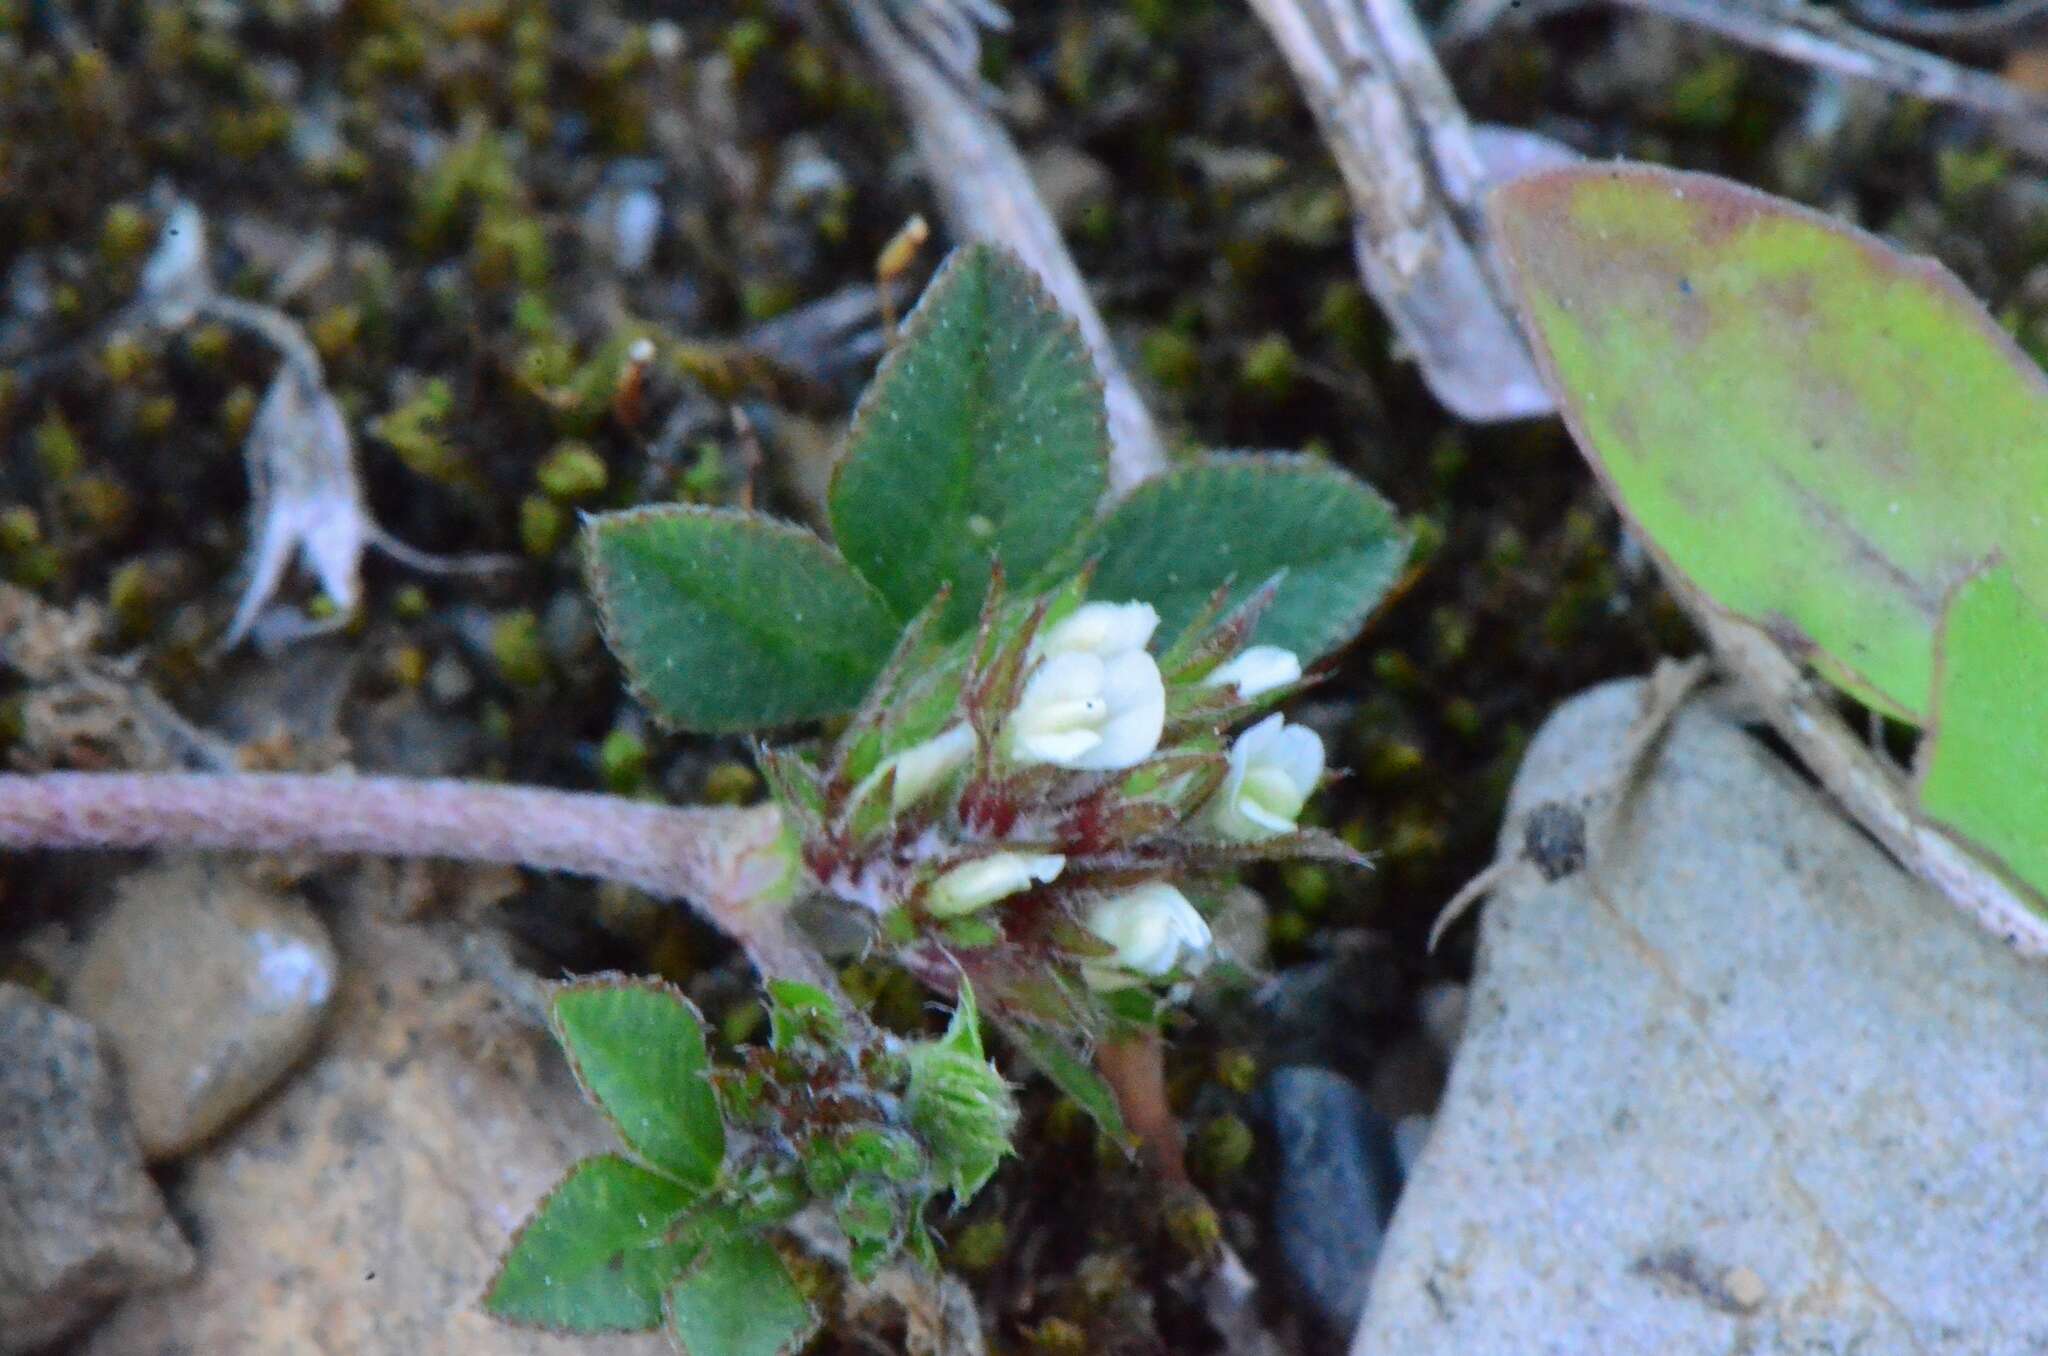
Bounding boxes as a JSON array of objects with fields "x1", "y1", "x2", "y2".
[{"x1": 0, "y1": 771, "x2": 823, "y2": 983}]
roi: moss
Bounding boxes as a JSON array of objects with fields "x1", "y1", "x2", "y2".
[
  {"x1": 1212, "y1": 1047, "x2": 1257, "y2": 1095},
  {"x1": 373, "y1": 379, "x2": 467, "y2": 485},
  {"x1": 1937, "y1": 144, "x2": 2010, "y2": 208},
  {"x1": 32, "y1": 407, "x2": 83, "y2": 482},
  {"x1": 107, "y1": 559, "x2": 160, "y2": 638},
  {"x1": 219, "y1": 384, "x2": 259, "y2": 442},
  {"x1": 519, "y1": 495, "x2": 565, "y2": 556},
  {"x1": 0, "y1": 507, "x2": 41, "y2": 554},
  {"x1": 950, "y1": 1217, "x2": 1007, "y2": 1272},
  {"x1": 98, "y1": 201, "x2": 153, "y2": 270},
  {"x1": 98, "y1": 335, "x2": 150, "y2": 385},
  {"x1": 471, "y1": 209, "x2": 550, "y2": 290},
  {"x1": 702, "y1": 761, "x2": 761, "y2": 806},
  {"x1": 386, "y1": 643, "x2": 428, "y2": 689},
  {"x1": 311, "y1": 305, "x2": 363, "y2": 364},
  {"x1": 723, "y1": 17, "x2": 775, "y2": 78},
  {"x1": 598, "y1": 728, "x2": 649, "y2": 793},
  {"x1": 1140, "y1": 328, "x2": 1200, "y2": 391},
  {"x1": 1191, "y1": 1114, "x2": 1254, "y2": 1182},
  {"x1": 411, "y1": 121, "x2": 520, "y2": 251},
  {"x1": 1237, "y1": 332, "x2": 1296, "y2": 399},
  {"x1": 535, "y1": 441, "x2": 608, "y2": 502},
  {"x1": 490, "y1": 610, "x2": 549, "y2": 688}
]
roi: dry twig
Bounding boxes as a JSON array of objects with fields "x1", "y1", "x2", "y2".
[{"x1": 1247, "y1": 0, "x2": 1566, "y2": 421}]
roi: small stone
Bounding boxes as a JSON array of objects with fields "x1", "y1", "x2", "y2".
[
  {"x1": 1355, "y1": 681, "x2": 2048, "y2": 1355},
  {"x1": 426, "y1": 651, "x2": 475, "y2": 706},
  {"x1": 81, "y1": 877, "x2": 649, "y2": 1355},
  {"x1": 1723, "y1": 1266, "x2": 1768, "y2": 1313},
  {"x1": 0, "y1": 985, "x2": 194, "y2": 1353},
  {"x1": 1027, "y1": 144, "x2": 1113, "y2": 230},
  {"x1": 70, "y1": 860, "x2": 337, "y2": 1161},
  {"x1": 1263, "y1": 1066, "x2": 1401, "y2": 1337}
]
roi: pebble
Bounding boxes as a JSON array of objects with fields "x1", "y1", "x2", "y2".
[
  {"x1": 1263, "y1": 1065, "x2": 1402, "y2": 1338},
  {"x1": 1356, "y1": 681, "x2": 2048, "y2": 1355},
  {"x1": 82, "y1": 876, "x2": 653, "y2": 1355},
  {"x1": 0, "y1": 985, "x2": 193, "y2": 1353},
  {"x1": 70, "y1": 860, "x2": 338, "y2": 1162}
]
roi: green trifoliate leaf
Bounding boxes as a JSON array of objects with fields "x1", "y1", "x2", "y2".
[
  {"x1": 1000, "y1": 1020, "x2": 1130, "y2": 1145},
  {"x1": 664, "y1": 1235, "x2": 818, "y2": 1356},
  {"x1": 551, "y1": 980, "x2": 724, "y2": 1188},
  {"x1": 904, "y1": 982, "x2": 1018, "y2": 1202},
  {"x1": 830, "y1": 244, "x2": 1110, "y2": 634},
  {"x1": 588, "y1": 505, "x2": 900, "y2": 733},
  {"x1": 485, "y1": 1154, "x2": 703, "y2": 1332},
  {"x1": 1082, "y1": 454, "x2": 1409, "y2": 661},
  {"x1": 764, "y1": 980, "x2": 845, "y2": 1053}
]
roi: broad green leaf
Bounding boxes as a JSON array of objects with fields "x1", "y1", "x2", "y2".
[
  {"x1": 1491, "y1": 163, "x2": 2048, "y2": 722},
  {"x1": 829, "y1": 244, "x2": 1109, "y2": 633},
  {"x1": 1081, "y1": 454, "x2": 1409, "y2": 660},
  {"x1": 588, "y1": 506, "x2": 899, "y2": 733},
  {"x1": 485, "y1": 1154, "x2": 701, "y2": 1332},
  {"x1": 999, "y1": 1020, "x2": 1130, "y2": 1145},
  {"x1": 1918, "y1": 560, "x2": 2048, "y2": 899},
  {"x1": 664, "y1": 1235, "x2": 818, "y2": 1356},
  {"x1": 551, "y1": 980, "x2": 724, "y2": 1188}
]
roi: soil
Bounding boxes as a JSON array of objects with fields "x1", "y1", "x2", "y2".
[{"x1": 3, "y1": 2, "x2": 2042, "y2": 1352}]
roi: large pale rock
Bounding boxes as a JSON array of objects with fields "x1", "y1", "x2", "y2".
[
  {"x1": 0, "y1": 985, "x2": 194, "y2": 1352},
  {"x1": 1354, "y1": 681, "x2": 2048, "y2": 1356},
  {"x1": 70, "y1": 859, "x2": 338, "y2": 1160},
  {"x1": 85, "y1": 880, "x2": 659, "y2": 1355}
]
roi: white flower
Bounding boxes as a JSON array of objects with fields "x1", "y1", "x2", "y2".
[
  {"x1": 928, "y1": 852, "x2": 1065, "y2": 918},
  {"x1": 1209, "y1": 713, "x2": 1324, "y2": 840},
  {"x1": 1036, "y1": 601, "x2": 1158, "y2": 662},
  {"x1": 1082, "y1": 882, "x2": 1212, "y2": 987},
  {"x1": 1203, "y1": 645, "x2": 1302, "y2": 700},
  {"x1": 1009, "y1": 602, "x2": 1165, "y2": 771},
  {"x1": 859, "y1": 722, "x2": 974, "y2": 812}
]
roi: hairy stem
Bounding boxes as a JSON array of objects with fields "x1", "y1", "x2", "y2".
[{"x1": 0, "y1": 772, "x2": 829, "y2": 982}]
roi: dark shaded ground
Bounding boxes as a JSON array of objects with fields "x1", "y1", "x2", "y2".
[{"x1": 4, "y1": 2, "x2": 2044, "y2": 1351}]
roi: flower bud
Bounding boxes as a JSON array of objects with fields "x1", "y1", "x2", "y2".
[
  {"x1": 1082, "y1": 881, "x2": 1212, "y2": 988},
  {"x1": 905, "y1": 985, "x2": 1017, "y2": 1201},
  {"x1": 927, "y1": 852, "x2": 1065, "y2": 918},
  {"x1": 1009, "y1": 602, "x2": 1165, "y2": 771},
  {"x1": 1203, "y1": 644, "x2": 1302, "y2": 700},
  {"x1": 1209, "y1": 713, "x2": 1324, "y2": 840},
  {"x1": 871, "y1": 722, "x2": 974, "y2": 811}
]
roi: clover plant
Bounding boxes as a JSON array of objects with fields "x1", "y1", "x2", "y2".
[{"x1": 484, "y1": 244, "x2": 1408, "y2": 1353}]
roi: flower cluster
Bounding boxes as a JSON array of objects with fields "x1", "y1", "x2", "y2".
[{"x1": 761, "y1": 576, "x2": 1360, "y2": 1042}]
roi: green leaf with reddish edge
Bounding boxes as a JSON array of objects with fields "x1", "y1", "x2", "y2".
[
  {"x1": 998, "y1": 1019, "x2": 1131, "y2": 1145},
  {"x1": 587, "y1": 506, "x2": 900, "y2": 733},
  {"x1": 829, "y1": 244, "x2": 1109, "y2": 635},
  {"x1": 551, "y1": 980, "x2": 724, "y2": 1188},
  {"x1": 1918, "y1": 559, "x2": 2048, "y2": 904},
  {"x1": 1490, "y1": 163, "x2": 2048, "y2": 723},
  {"x1": 485, "y1": 1154, "x2": 702, "y2": 1332},
  {"x1": 664, "y1": 1235, "x2": 818, "y2": 1356},
  {"x1": 1079, "y1": 454, "x2": 1409, "y2": 662}
]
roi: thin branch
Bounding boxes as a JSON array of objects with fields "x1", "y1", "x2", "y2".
[
  {"x1": 1848, "y1": 0, "x2": 2048, "y2": 42},
  {"x1": 1679, "y1": 595, "x2": 2048, "y2": 957},
  {"x1": 0, "y1": 771, "x2": 832, "y2": 984},
  {"x1": 1247, "y1": 0, "x2": 1562, "y2": 420},
  {"x1": 1611, "y1": 0, "x2": 2048, "y2": 125},
  {"x1": 836, "y1": 0, "x2": 1168, "y2": 494}
]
